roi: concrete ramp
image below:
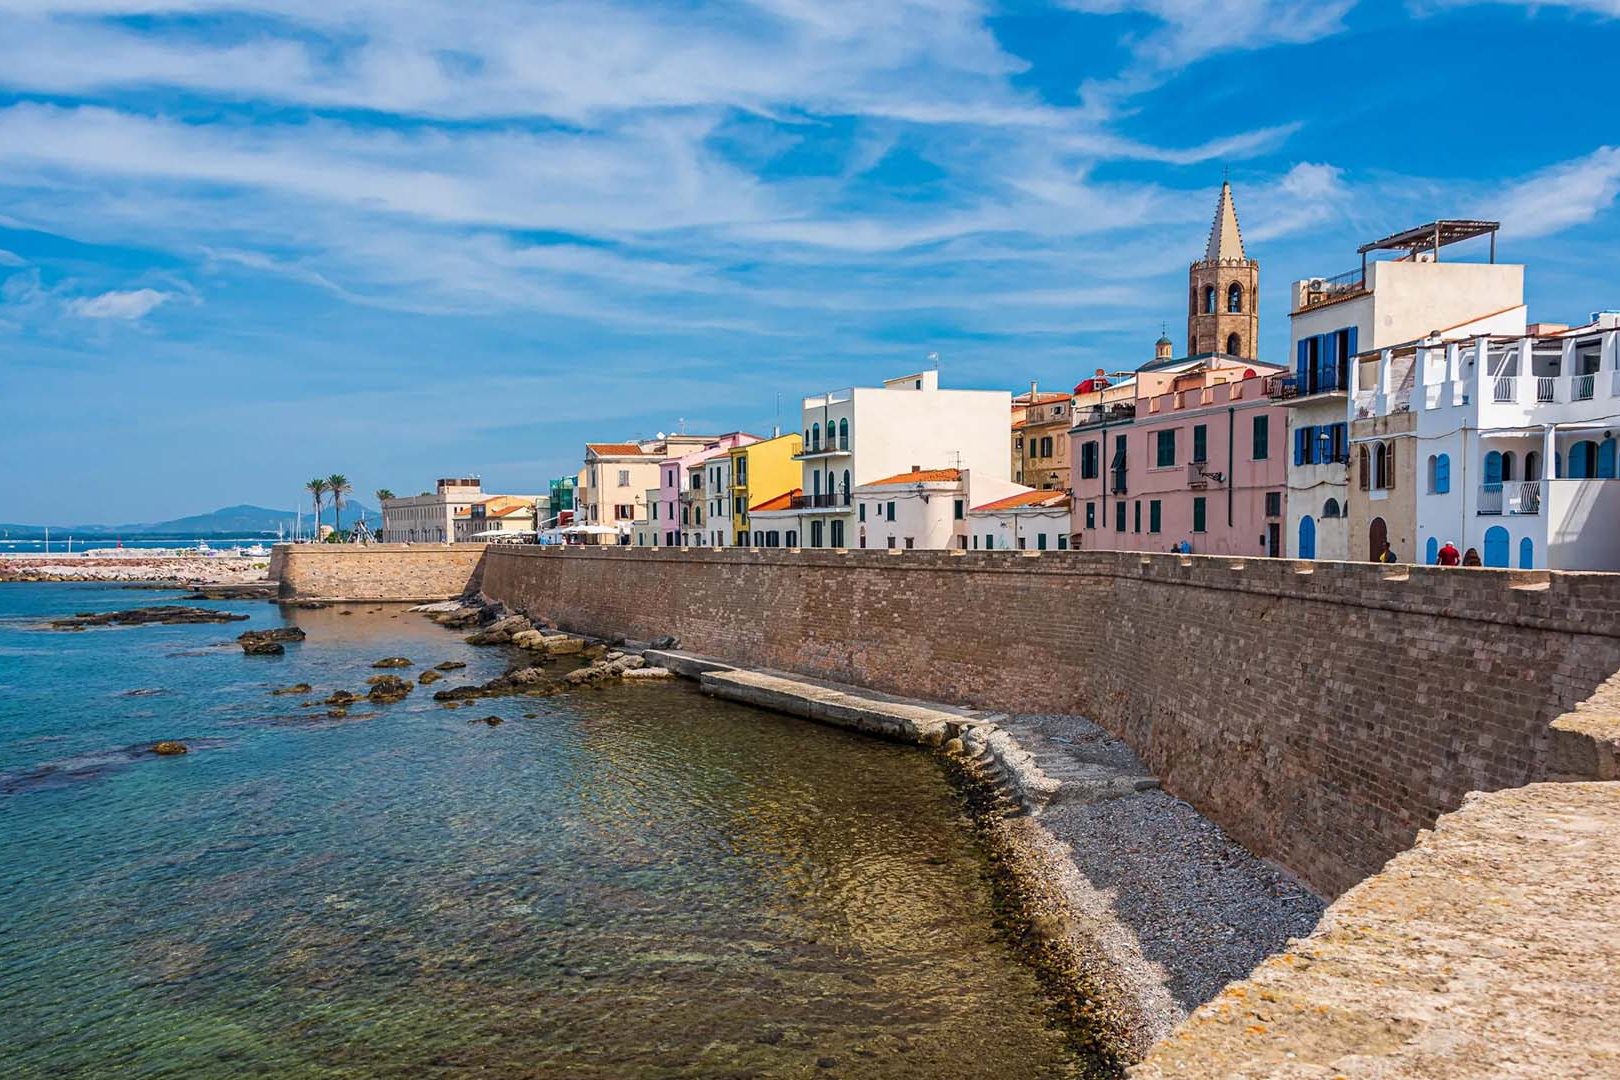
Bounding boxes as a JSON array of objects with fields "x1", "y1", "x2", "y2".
[{"x1": 700, "y1": 668, "x2": 973, "y2": 746}]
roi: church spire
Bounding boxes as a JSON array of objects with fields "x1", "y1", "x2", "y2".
[{"x1": 1204, "y1": 180, "x2": 1246, "y2": 264}]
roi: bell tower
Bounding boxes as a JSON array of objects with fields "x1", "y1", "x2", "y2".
[{"x1": 1186, "y1": 180, "x2": 1259, "y2": 359}]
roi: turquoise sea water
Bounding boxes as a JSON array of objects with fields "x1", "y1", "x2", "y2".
[{"x1": 0, "y1": 583, "x2": 1104, "y2": 1079}]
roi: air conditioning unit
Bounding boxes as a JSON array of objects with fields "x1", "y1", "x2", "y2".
[{"x1": 1308, "y1": 278, "x2": 1326, "y2": 292}]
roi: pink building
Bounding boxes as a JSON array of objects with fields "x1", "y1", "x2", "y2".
[
  {"x1": 651, "y1": 432, "x2": 758, "y2": 547},
  {"x1": 1070, "y1": 362, "x2": 1289, "y2": 556}
]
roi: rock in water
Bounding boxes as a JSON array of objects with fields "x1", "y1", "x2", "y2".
[
  {"x1": 237, "y1": 627, "x2": 306, "y2": 644},
  {"x1": 473, "y1": 715, "x2": 503, "y2": 727},
  {"x1": 241, "y1": 639, "x2": 285, "y2": 656},
  {"x1": 418, "y1": 670, "x2": 442, "y2": 685},
  {"x1": 325, "y1": 690, "x2": 359, "y2": 706},
  {"x1": 367, "y1": 675, "x2": 413, "y2": 703},
  {"x1": 270, "y1": 683, "x2": 313, "y2": 696},
  {"x1": 435, "y1": 661, "x2": 467, "y2": 671},
  {"x1": 151, "y1": 741, "x2": 189, "y2": 756},
  {"x1": 371, "y1": 657, "x2": 413, "y2": 669},
  {"x1": 50, "y1": 606, "x2": 251, "y2": 630}
]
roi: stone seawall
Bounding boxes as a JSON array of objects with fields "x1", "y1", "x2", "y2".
[
  {"x1": 274, "y1": 543, "x2": 1620, "y2": 897},
  {"x1": 270, "y1": 543, "x2": 488, "y2": 602}
]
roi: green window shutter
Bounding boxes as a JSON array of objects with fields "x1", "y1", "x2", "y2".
[{"x1": 1192, "y1": 497, "x2": 1207, "y2": 533}]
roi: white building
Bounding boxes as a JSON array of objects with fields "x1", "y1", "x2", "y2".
[
  {"x1": 750, "y1": 369, "x2": 1012, "y2": 548},
  {"x1": 1356, "y1": 314, "x2": 1620, "y2": 570},
  {"x1": 380, "y1": 478, "x2": 486, "y2": 542},
  {"x1": 967, "y1": 489, "x2": 1073, "y2": 551},
  {"x1": 850, "y1": 467, "x2": 1025, "y2": 550},
  {"x1": 1282, "y1": 221, "x2": 1525, "y2": 559}
]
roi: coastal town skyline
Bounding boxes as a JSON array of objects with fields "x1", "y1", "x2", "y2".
[{"x1": 4, "y1": 1, "x2": 1620, "y2": 522}]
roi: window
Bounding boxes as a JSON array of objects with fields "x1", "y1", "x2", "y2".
[
  {"x1": 1252, "y1": 415, "x2": 1269, "y2": 460},
  {"x1": 1357, "y1": 445, "x2": 1370, "y2": 490},
  {"x1": 958, "y1": 536, "x2": 968, "y2": 550},
  {"x1": 842, "y1": 470, "x2": 852, "y2": 502},
  {"x1": 1428, "y1": 453, "x2": 1451, "y2": 494},
  {"x1": 1114, "y1": 501, "x2": 1126, "y2": 532},
  {"x1": 1111, "y1": 434, "x2": 1128, "y2": 493},
  {"x1": 886, "y1": 501, "x2": 896, "y2": 522},
  {"x1": 984, "y1": 533, "x2": 994, "y2": 549},
  {"x1": 859, "y1": 502, "x2": 866, "y2": 522},
  {"x1": 1016, "y1": 536, "x2": 1027, "y2": 550},
  {"x1": 1149, "y1": 500, "x2": 1162, "y2": 533},
  {"x1": 735, "y1": 497, "x2": 745, "y2": 515},
  {"x1": 1192, "y1": 496, "x2": 1207, "y2": 533},
  {"x1": 651, "y1": 503, "x2": 658, "y2": 520},
  {"x1": 1320, "y1": 497, "x2": 1338, "y2": 519},
  {"x1": 953, "y1": 499, "x2": 964, "y2": 520},
  {"x1": 1058, "y1": 535, "x2": 1068, "y2": 550},
  {"x1": 1040, "y1": 436, "x2": 1053, "y2": 457},
  {"x1": 1086, "y1": 502, "x2": 1096, "y2": 529},
  {"x1": 1227, "y1": 282, "x2": 1243, "y2": 313},
  {"x1": 1225, "y1": 333, "x2": 1241, "y2": 355},
  {"x1": 1080, "y1": 441, "x2": 1100, "y2": 479},
  {"x1": 810, "y1": 521, "x2": 824, "y2": 548},
  {"x1": 1133, "y1": 499, "x2": 1142, "y2": 533},
  {"x1": 737, "y1": 458, "x2": 747, "y2": 484},
  {"x1": 838, "y1": 418, "x2": 849, "y2": 450},
  {"x1": 1203, "y1": 285, "x2": 1215, "y2": 313},
  {"x1": 1192, "y1": 424, "x2": 1208, "y2": 464},
  {"x1": 617, "y1": 469, "x2": 630, "y2": 487},
  {"x1": 1266, "y1": 491, "x2": 1283, "y2": 517},
  {"x1": 905, "y1": 537, "x2": 915, "y2": 549},
  {"x1": 1037, "y1": 533, "x2": 1047, "y2": 550},
  {"x1": 811, "y1": 422, "x2": 821, "y2": 451},
  {"x1": 830, "y1": 520, "x2": 845, "y2": 548},
  {"x1": 786, "y1": 530, "x2": 797, "y2": 547},
  {"x1": 1155, "y1": 429, "x2": 1177, "y2": 467}
]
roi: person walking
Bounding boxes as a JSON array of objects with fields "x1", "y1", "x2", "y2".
[
  {"x1": 1376, "y1": 541, "x2": 1398, "y2": 564},
  {"x1": 1462, "y1": 547, "x2": 1483, "y2": 567},
  {"x1": 1437, "y1": 540, "x2": 1461, "y2": 566}
]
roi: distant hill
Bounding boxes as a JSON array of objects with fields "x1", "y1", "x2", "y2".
[{"x1": 0, "y1": 502, "x2": 381, "y2": 538}]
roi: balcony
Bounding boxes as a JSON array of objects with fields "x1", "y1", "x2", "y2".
[
  {"x1": 1071, "y1": 403, "x2": 1136, "y2": 430},
  {"x1": 1296, "y1": 266, "x2": 1367, "y2": 311},
  {"x1": 792, "y1": 443, "x2": 852, "y2": 460},
  {"x1": 790, "y1": 493, "x2": 852, "y2": 511},
  {"x1": 1478, "y1": 481, "x2": 1542, "y2": 516}
]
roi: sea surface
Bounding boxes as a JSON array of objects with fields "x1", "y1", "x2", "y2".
[{"x1": 0, "y1": 582, "x2": 1106, "y2": 1079}]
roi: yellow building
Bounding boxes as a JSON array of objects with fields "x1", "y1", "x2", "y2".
[{"x1": 727, "y1": 432, "x2": 804, "y2": 546}]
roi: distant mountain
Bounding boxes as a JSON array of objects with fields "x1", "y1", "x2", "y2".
[{"x1": 0, "y1": 502, "x2": 381, "y2": 538}]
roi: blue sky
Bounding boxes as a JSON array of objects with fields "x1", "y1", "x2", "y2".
[{"x1": 2, "y1": 0, "x2": 1619, "y2": 523}]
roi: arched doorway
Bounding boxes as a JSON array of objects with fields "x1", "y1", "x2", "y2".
[
  {"x1": 1426, "y1": 537, "x2": 1439, "y2": 564},
  {"x1": 1368, "y1": 517, "x2": 1388, "y2": 561},
  {"x1": 1518, "y1": 536, "x2": 1535, "y2": 569},
  {"x1": 1297, "y1": 515, "x2": 1316, "y2": 559},
  {"x1": 1483, "y1": 526, "x2": 1509, "y2": 568}
]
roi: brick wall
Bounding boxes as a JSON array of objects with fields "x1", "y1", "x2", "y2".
[
  {"x1": 472, "y1": 547, "x2": 1620, "y2": 897},
  {"x1": 272, "y1": 543, "x2": 488, "y2": 602}
]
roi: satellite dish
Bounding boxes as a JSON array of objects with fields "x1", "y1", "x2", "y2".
[{"x1": 656, "y1": 431, "x2": 666, "y2": 439}]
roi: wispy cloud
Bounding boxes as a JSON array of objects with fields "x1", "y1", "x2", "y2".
[
  {"x1": 65, "y1": 287, "x2": 172, "y2": 319},
  {"x1": 1490, "y1": 146, "x2": 1620, "y2": 238}
]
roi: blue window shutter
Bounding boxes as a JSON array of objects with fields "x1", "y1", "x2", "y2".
[
  {"x1": 1294, "y1": 427, "x2": 1305, "y2": 466},
  {"x1": 1436, "y1": 454, "x2": 1450, "y2": 493},
  {"x1": 1346, "y1": 326, "x2": 1358, "y2": 362},
  {"x1": 1296, "y1": 339, "x2": 1309, "y2": 380}
]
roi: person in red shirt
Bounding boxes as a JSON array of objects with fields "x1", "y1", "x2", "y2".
[{"x1": 1437, "y1": 540, "x2": 1461, "y2": 566}]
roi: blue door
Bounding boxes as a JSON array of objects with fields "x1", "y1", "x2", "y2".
[
  {"x1": 1484, "y1": 451, "x2": 1503, "y2": 485},
  {"x1": 1297, "y1": 515, "x2": 1316, "y2": 559},
  {"x1": 1599, "y1": 440, "x2": 1617, "y2": 479},
  {"x1": 1518, "y1": 537, "x2": 1535, "y2": 569},
  {"x1": 1483, "y1": 526, "x2": 1510, "y2": 568},
  {"x1": 1426, "y1": 537, "x2": 1439, "y2": 565}
]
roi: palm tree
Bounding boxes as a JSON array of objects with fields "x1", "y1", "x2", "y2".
[
  {"x1": 374, "y1": 490, "x2": 394, "y2": 541},
  {"x1": 326, "y1": 473, "x2": 352, "y2": 535},
  {"x1": 305, "y1": 478, "x2": 328, "y2": 540}
]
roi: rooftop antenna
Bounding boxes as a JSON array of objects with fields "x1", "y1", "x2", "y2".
[
  {"x1": 773, "y1": 393, "x2": 781, "y2": 438},
  {"x1": 927, "y1": 351, "x2": 940, "y2": 369}
]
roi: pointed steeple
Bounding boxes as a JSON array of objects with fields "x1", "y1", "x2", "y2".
[{"x1": 1204, "y1": 180, "x2": 1246, "y2": 264}]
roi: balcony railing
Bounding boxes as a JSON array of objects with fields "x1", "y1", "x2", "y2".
[
  {"x1": 790, "y1": 493, "x2": 852, "y2": 509},
  {"x1": 1479, "y1": 481, "x2": 1542, "y2": 516},
  {"x1": 1299, "y1": 267, "x2": 1367, "y2": 309},
  {"x1": 1072, "y1": 403, "x2": 1136, "y2": 428}
]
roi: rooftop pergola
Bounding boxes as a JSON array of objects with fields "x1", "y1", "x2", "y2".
[{"x1": 1358, "y1": 219, "x2": 1500, "y2": 264}]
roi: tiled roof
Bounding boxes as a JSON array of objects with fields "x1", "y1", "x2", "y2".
[
  {"x1": 1012, "y1": 391, "x2": 1070, "y2": 407},
  {"x1": 861, "y1": 468, "x2": 962, "y2": 487},
  {"x1": 750, "y1": 489, "x2": 801, "y2": 512},
  {"x1": 586, "y1": 442, "x2": 652, "y2": 456},
  {"x1": 971, "y1": 490, "x2": 1071, "y2": 512}
]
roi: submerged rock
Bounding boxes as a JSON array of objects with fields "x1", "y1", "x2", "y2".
[
  {"x1": 241, "y1": 639, "x2": 285, "y2": 656},
  {"x1": 270, "y1": 683, "x2": 313, "y2": 696},
  {"x1": 434, "y1": 661, "x2": 467, "y2": 671},
  {"x1": 371, "y1": 657, "x2": 412, "y2": 669},
  {"x1": 325, "y1": 690, "x2": 359, "y2": 707},
  {"x1": 418, "y1": 670, "x2": 442, "y2": 685},
  {"x1": 51, "y1": 606, "x2": 250, "y2": 630},
  {"x1": 150, "y1": 741, "x2": 189, "y2": 756},
  {"x1": 367, "y1": 675, "x2": 413, "y2": 703},
  {"x1": 472, "y1": 715, "x2": 503, "y2": 727}
]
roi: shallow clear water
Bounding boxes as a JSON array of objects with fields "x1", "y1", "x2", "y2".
[{"x1": 0, "y1": 583, "x2": 1104, "y2": 1079}]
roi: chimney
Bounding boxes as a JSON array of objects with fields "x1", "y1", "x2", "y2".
[
  {"x1": 1030, "y1": 380, "x2": 1038, "y2": 400},
  {"x1": 911, "y1": 465, "x2": 921, "y2": 473}
]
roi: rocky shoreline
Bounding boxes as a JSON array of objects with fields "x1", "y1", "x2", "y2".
[{"x1": 1, "y1": 555, "x2": 271, "y2": 586}]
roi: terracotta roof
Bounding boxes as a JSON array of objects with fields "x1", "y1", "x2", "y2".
[
  {"x1": 971, "y1": 490, "x2": 1071, "y2": 513},
  {"x1": 750, "y1": 489, "x2": 800, "y2": 512},
  {"x1": 861, "y1": 468, "x2": 962, "y2": 487},
  {"x1": 585, "y1": 442, "x2": 652, "y2": 456},
  {"x1": 1012, "y1": 391, "x2": 1070, "y2": 407}
]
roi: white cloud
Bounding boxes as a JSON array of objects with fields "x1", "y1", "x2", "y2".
[
  {"x1": 1490, "y1": 146, "x2": 1620, "y2": 238},
  {"x1": 0, "y1": 247, "x2": 25, "y2": 265},
  {"x1": 66, "y1": 287, "x2": 171, "y2": 319}
]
